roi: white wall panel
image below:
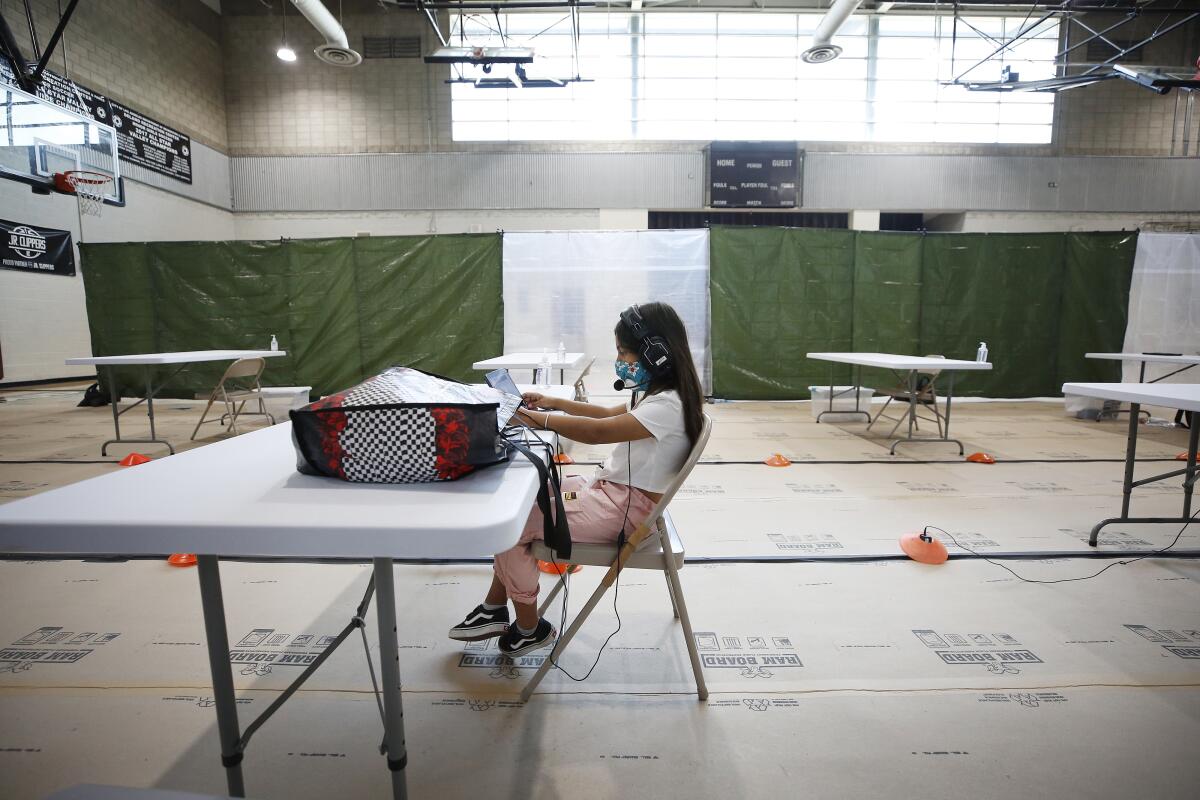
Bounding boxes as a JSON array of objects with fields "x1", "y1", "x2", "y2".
[
  {"x1": 231, "y1": 152, "x2": 705, "y2": 211},
  {"x1": 806, "y1": 154, "x2": 1200, "y2": 212},
  {"x1": 0, "y1": 180, "x2": 234, "y2": 383}
]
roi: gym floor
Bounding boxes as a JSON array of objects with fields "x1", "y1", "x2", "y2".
[{"x1": 1, "y1": 384, "x2": 1198, "y2": 799}]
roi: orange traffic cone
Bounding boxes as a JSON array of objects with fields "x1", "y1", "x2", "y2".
[
  {"x1": 900, "y1": 531, "x2": 949, "y2": 565},
  {"x1": 167, "y1": 553, "x2": 197, "y2": 567},
  {"x1": 553, "y1": 452, "x2": 575, "y2": 465},
  {"x1": 119, "y1": 452, "x2": 151, "y2": 466},
  {"x1": 763, "y1": 453, "x2": 791, "y2": 467},
  {"x1": 1176, "y1": 452, "x2": 1199, "y2": 461},
  {"x1": 538, "y1": 560, "x2": 581, "y2": 575},
  {"x1": 966, "y1": 452, "x2": 996, "y2": 464}
]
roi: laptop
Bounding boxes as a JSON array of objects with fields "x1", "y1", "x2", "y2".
[{"x1": 484, "y1": 368, "x2": 525, "y2": 428}]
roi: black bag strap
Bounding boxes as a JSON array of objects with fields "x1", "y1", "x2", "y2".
[{"x1": 502, "y1": 437, "x2": 572, "y2": 560}]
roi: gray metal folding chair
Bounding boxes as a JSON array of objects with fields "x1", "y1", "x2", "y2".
[
  {"x1": 190, "y1": 357, "x2": 275, "y2": 440},
  {"x1": 572, "y1": 356, "x2": 596, "y2": 402},
  {"x1": 868, "y1": 354, "x2": 947, "y2": 438},
  {"x1": 522, "y1": 413, "x2": 713, "y2": 701}
]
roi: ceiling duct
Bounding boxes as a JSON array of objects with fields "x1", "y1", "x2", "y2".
[
  {"x1": 289, "y1": 0, "x2": 362, "y2": 67},
  {"x1": 802, "y1": 0, "x2": 865, "y2": 64}
]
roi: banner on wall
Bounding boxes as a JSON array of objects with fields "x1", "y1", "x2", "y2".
[{"x1": 0, "y1": 219, "x2": 75, "y2": 277}]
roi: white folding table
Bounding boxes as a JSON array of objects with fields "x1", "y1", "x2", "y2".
[
  {"x1": 1062, "y1": 382, "x2": 1200, "y2": 545},
  {"x1": 472, "y1": 352, "x2": 586, "y2": 385},
  {"x1": 806, "y1": 352, "x2": 993, "y2": 454},
  {"x1": 1083, "y1": 353, "x2": 1200, "y2": 422},
  {"x1": 1085, "y1": 352, "x2": 1200, "y2": 384},
  {"x1": 0, "y1": 384, "x2": 571, "y2": 800},
  {"x1": 65, "y1": 351, "x2": 287, "y2": 456}
]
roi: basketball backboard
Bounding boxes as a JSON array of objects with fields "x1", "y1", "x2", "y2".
[{"x1": 0, "y1": 83, "x2": 122, "y2": 204}]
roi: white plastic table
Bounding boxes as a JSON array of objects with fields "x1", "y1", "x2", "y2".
[
  {"x1": 806, "y1": 353, "x2": 993, "y2": 454},
  {"x1": 1085, "y1": 352, "x2": 1200, "y2": 383},
  {"x1": 472, "y1": 352, "x2": 586, "y2": 384},
  {"x1": 65, "y1": 351, "x2": 287, "y2": 456},
  {"x1": 1062, "y1": 382, "x2": 1200, "y2": 545},
  {"x1": 0, "y1": 400, "x2": 567, "y2": 800}
]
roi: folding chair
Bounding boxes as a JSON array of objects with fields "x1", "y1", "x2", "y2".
[
  {"x1": 868, "y1": 354, "x2": 947, "y2": 438},
  {"x1": 521, "y1": 413, "x2": 713, "y2": 701},
  {"x1": 572, "y1": 356, "x2": 596, "y2": 402},
  {"x1": 190, "y1": 357, "x2": 275, "y2": 440}
]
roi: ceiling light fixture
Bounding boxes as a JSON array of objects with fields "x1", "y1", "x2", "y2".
[{"x1": 277, "y1": 1, "x2": 296, "y2": 62}]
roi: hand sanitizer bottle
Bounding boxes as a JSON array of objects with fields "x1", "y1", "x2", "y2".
[
  {"x1": 270, "y1": 334, "x2": 279, "y2": 352},
  {"x1": 976, "y1": 342, "x2": 988, "y2": 363},
  {"x1": 556, "y1": 339, "x2": 567, "y2": 363},
  {"x1": 537, "y1": 349, "x2": 551, "y2": 387}
]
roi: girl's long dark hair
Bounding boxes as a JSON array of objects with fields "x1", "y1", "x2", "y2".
[{"x1": 615, "y1": 302, "x2": 705, "y2": 447}]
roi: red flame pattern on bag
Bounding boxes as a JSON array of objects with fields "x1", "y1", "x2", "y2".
[
  {"x1": 316, "y1": 410, "x2": 349, "y2": 479},
  {"x1": 431, "y1": 407, "x2": 474, "y2": 480}
]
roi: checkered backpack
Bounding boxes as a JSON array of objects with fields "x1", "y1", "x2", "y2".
[
  {"x1": 289, "y1": 366, "x2": 509, "y2": 484},
  {"x1": 289, "y1": 366, "x2": 572, "y2": 558}
]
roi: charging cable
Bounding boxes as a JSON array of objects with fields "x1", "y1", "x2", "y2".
[{"x1": 924, "y1": 506, "x2": 1199, "y2": 584}]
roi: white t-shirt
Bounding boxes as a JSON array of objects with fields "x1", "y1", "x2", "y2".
[{"x1": 593, "y1": 390, "x2": 691, "y2": 494}]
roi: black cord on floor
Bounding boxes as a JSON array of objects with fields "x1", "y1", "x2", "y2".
[
  {"x1": 924, "y1": 509, "x2": 1200, "y2": 584},
  {"x1": 0, "y1": 459, "x2": 120, "y2": 464}
]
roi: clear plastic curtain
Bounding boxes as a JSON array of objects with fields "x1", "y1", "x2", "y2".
[
  {"x1": 1122, "y1": 233, "x2": 1200, "y2": 383},
  {"x1": 502, "y1": 230, "x2": 711, "y2": 395}
]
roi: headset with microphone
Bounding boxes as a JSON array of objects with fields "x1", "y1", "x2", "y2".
[{"x1": 614, "y1": 304, "x2": 674, "y2": 390}]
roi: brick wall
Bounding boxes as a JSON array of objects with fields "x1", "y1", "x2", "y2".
[
  {"x1": 221, "y1": 3, "x2": 440, "y2": 155},
  {"x1": 2, "y1": 0, "x2": 227, "y2": 150},
  {"x1": 1056, "y1": 12, "x2": 1200, "y2": 156}
]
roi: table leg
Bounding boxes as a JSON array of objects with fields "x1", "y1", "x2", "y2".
[
  {"x1": 197, "y1": 555, "x2": 246, "y2": 798},
  {"x1": 853, "y1": 365, "x2": 861, "y2": 413},
  {"x1": 828, "y1": 366, "x2": 834, "y2": 415},
  {"x1": 373, "y1": 558, "x2": 409, "y2": 800},
  {"x1": 1183, "y1": 422, "x2": 1198, "y2": 519},
  {"x1": 145, "y1": 367, "x2": 159, "y2": 444},
  {"x1": 1119, "y1": 403, "x2": 1140, "y2": 521},
  {"x1": 107, "y1": 366, "x2": 121, "y2": 443},
  {"x1": 943, "y1": 370, "x2": 956, "y2": 440},
  {"x1": 99, "y1": 365, "x2": 175, "y2": 456},
  {"x1": 906, "y1": 369, "x2": 917, "y2": 441}
]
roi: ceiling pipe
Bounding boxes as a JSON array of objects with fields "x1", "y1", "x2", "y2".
[
  {"x1": 802, "y1": 0, "x2": 865, "y2": 64},
  {"x1": 289, "y1": 0, "x2": 362, "y2": 66}
]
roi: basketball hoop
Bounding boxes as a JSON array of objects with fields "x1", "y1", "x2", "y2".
[{"x1": 54, "y1": 170, "x2": 113, "y2": 216}]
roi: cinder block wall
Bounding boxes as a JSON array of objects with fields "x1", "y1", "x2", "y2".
[
  {"x1": 5, "y1": 0, "x2": 227, "y2": 151},
  {"x1": 220, "y1": 3, "x2": 438, "y2": 155},
  {"x1": 1056, "y1": 12, "x2": 1200, "y2": 156}
]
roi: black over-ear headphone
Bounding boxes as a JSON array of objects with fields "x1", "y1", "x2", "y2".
[{"x1": 620, "y1": 304, "x2": 673, "y2": 377}]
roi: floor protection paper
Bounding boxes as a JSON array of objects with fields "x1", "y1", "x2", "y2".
[
  {"x1": 1, "y1": 684, "x2": 1198, "y2": 800},
  {"x1": 1, "y1": 559, "x2": 1197, "y2": 698}
]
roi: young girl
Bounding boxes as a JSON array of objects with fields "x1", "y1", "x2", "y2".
[{"x1": 448, "y1": 301, "x2": 705, "y2": 657}]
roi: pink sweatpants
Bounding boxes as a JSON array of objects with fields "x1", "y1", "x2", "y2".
[{"x1": 493, "y1": 475, "x2": 657, "y2": 605}]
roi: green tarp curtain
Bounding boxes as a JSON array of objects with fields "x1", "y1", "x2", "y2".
[
  {"x1": 710, "y1": 227, "x2": 856, "y2": 398},
  {"x1": 711, "y1": 227, "x2": 1137, "y2": 399},
  {"x1": 78, "y1": 234, "x2": 503, "y2": 399}
]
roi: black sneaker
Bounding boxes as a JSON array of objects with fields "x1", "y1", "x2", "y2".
[
  {"x1": 497, "y1": 618, "x2": 556, "y2": 658},
  {"x1": 448, "y1": 604, "x2": 510, "y2": 641}
]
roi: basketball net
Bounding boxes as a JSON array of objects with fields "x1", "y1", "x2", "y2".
[{"x1": 64, "y1": 171, "x2": 112, "y2": 216}]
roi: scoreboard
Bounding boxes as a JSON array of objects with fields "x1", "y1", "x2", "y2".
[{"x1": 709, "y1": 142, "x2": 802, "y2": 208}]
